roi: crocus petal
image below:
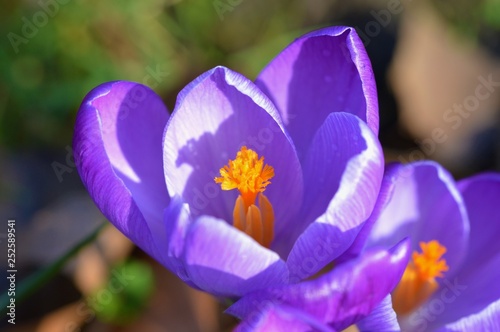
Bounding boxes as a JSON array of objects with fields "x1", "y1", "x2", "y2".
[
  {"x1": 74, "y1": 81, "x2": 170, "y2": 261},
  {"x1": 437, "y1": 299, "x2": 500, "y2": 332},
  {"x1": 161, "y1": 196, "x2": 193, "y2": 284},
  {"x1": 256, "y1": 26, "x2": 378, "y2": 160},
  {"x1": 163, "y1": 66, "x2": 303, "y2": 242},
  {"x1": 234, "y1": 305, "x2": 334, "y2": 332},
  {"x1": 337, "y1": 163, "x2": 401, "y2": 264},
  {"x1": 182, "y1": 215, "x2": 288, "y2": 297},
  {"x1": 457, "y1": 173, "x2": 500, "y2": 274},
  {"x1": 356, "y1": 295, "x2": 400, "y2": 332},
  {"x1": 228, "y1": 239, "x2": 410, "y2": 331},
  {"x1": 366, "y1": 162, "x2": 469, "y2": 276},
  {"x1": 286, "y1": 113, "x2": 384, "y2": 278},
  {"x1": 416, "y1": 173, "x2": 500, "y2": 330}
]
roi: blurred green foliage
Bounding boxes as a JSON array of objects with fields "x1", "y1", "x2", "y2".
[
  {"x1": 0, "y1": 0, "x2": 309, "y2": 149},
  {"x1": 431, "y1": 0, "x2": 483, "y2": 37},
  {"x1": 2, "y1": 0, "x2": 498, "y2": 150},
  {"x1": 88, "y1": 260, "x2": 154, "y2": 325},
  {"x1": 1, "y1": 0, "x2": 176, "y2": 147},
  {"x1": 482, "y1": 0, "x2": 500, "y2": 28},
  {"x1": 431, "y1": 0, "x2": 500, "y2": 38}
]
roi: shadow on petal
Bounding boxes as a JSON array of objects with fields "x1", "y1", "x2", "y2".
[
  {"x1": 163, "y1": 67, "x2": 303, "y2": 253},
  {"x1": 257, "y1": 27, "x2": 378, "y2": 161},
  {"x1": 181, "y1": 215, "x2": 289, "y2": 298},
  {"x1": 74, "y1": 81, "x2": 170, "y2": 262}
]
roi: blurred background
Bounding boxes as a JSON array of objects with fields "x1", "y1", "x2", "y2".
[{"x1": 1, "y1": 0, "x2": 499, "y2": 331}]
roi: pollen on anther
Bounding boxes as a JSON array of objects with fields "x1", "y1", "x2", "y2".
[
  {"x1": 413, "y1": 240, "x2": 449, "y2": 280},
  {"x1": 214, "y1": 146, "x2": 274, "y2": 204},
  {"x1": 392, "y1": 240, "x2": 449, "y2": 315},
  {"x1": 214, "y1": 146, "x2": 276, "y2": 248}
]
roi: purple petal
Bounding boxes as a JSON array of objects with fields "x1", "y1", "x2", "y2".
[
  {"x1": 366, "y1": 162, "x2": 469, "y2": 277},
  {"x1": 73, "y1": 81, "x2": 170, "y2": 261},
  {"x1": 457, "y1": 173, "x2": 500, "y2": 274},
  {"x1": 337, "y1": 163, "x2": 402, "y2": 264},
  {"x1": 163, "y1": 66, "x2": 303, "y2": 243},
  {"x1": 437, "y1": 299, "x2": 500, "y2": 331},
  {"x1": 357, "y1": 295, "x2": 400, "y2": 331},
  {"x1": 256, "y1": 26, "x2": 378, "y2": 161},
  {"x1": 161, "y1": 196, "x2": 193, "y2": 283},
  {"x1": 285, "y1": 113, "x2": 384, "y2": 278},
  {"x1": 414, "y1": 173, "x2": 500, "y2": 330},
  {"x1": 234, "y1": 305, "x2": 334, "y2": 332},
  {"x1": 182, "y1": 215, "x2": 288, "y2": 297},
  {"x1": 228, "y1": 240, "x2": 410, "y2": 331}
]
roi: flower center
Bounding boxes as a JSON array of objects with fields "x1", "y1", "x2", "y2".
[
  {"x1": 392, "y1": 240, "x2": 449, "y2": 315},
  {"x1": 214, "y1": 146, "x2": 275, "y2": 247}
]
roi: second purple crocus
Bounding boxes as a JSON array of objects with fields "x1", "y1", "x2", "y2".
[{"x1": 363, "y1": 162, "x2": 500, "y2": 331}]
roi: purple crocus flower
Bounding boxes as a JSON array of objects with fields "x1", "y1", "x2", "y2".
[
  {"x1": 362, "y1": 161, "x2": 500, "y2": 331},
  {"x1": 73, "y1": 26, "x2": 385, "y2": 298}
]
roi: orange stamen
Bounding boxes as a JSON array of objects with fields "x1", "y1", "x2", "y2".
[
  {"x1": 393, "y1": 240, "x2": 449, "y2": 315},
  {"x1": 215, "y1": 146, "x2": 275, "y2": 247}
]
